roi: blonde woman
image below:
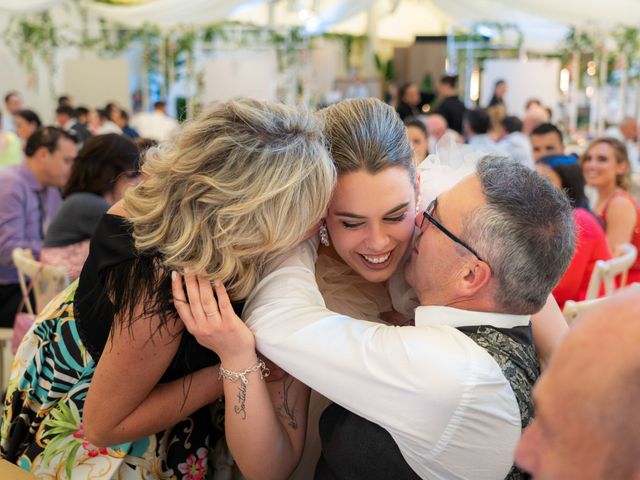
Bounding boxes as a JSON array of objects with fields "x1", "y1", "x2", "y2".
[
  {"x1": 581, "y1": 137, "x2": 640, "y2": 283},
  {"x1": 0, "y1": 99, "x2": 336, "y2": 479}
]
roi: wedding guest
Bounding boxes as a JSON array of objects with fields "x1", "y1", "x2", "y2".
[
  {"x1": 0, "y1": 112, "x2": 22, "y2": 169},
  {"x1": 130, "y1": 101, "x2": 178, "y2": 142},
  {"x1": 14, "y1": 110, "x2": 41, "y2": 144},
  {"x1": 530, "y1": 123, "x2": 564, "y2": 162},
  {"x1": 537, "y1": 155, "x2": 612, "y2": 307},
  {"x1": 404, "y1": 117, "x2": 429, "y2": 165},
  {"x1": 396, "y1": 83, "x2": 421, "y2": 121},
  {"x1": 2, "y1": 91, "x2": 23, "y2": 132},
  {"x1": 499, "y1": 116, "x2": 535, "y2": 169},
  {"x1": 434, "y1": 74, "x2": 465, "y2": 134},
  {"x1": 0, "y1": 99, "x2": 336, "y2": 479},
  {"x1": 488, "y1": 79, "x2": 507, "y2": 108},
  {"x1": 56, "y1": 105, "x2": 92, "y2": 146},
  {"x1": 0, "y1": 127, "x2": 77, "y2": 327},
  {"x1": 41, "y1": 134, "x2": 142, "y2": 280},
  {"x1": 516, "y1": 285, "x2": 640, "y2": 479},
  {"x1": 582, "y1": 137, "x2": 640, "y2": 283}
]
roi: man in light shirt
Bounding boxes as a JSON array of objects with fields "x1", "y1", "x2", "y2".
[
  {"x1": 244, "y1": 158, "x2": 575, "y2": 479},
  {"x1": 2, "y1": 91, "x2": 23, "y2": 133},
  {"x1": 130, "y1": 101, "x2": 178, "y2": 142}
]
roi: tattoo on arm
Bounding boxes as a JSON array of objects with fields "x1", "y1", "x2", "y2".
[
  {"x1": 234, "y1": 382, "x2": 248, "y2": 420},
  {"x1": 277, "y1": 377, "x2": 298, "y2": 430}
]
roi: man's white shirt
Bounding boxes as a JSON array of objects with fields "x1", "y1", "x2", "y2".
[{"x1": 244, "y1": 238, "x2": 527, "y2": 480}]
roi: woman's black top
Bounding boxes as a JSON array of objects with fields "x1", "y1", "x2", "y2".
[{"x1": 74, "y1": 214, "x2": 243, "y2": 382}]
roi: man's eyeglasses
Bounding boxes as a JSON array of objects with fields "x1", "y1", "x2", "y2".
[{"x1": 421, "y1": 198, "x2": 485, "y2": 262}]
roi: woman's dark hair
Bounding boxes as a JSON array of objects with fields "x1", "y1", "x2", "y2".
[
  {"x1": 404, "y1": 117, "x2": 428, "y2": 136},
  {"x1": 16, "y1": 109, "x2": 42, "y2": 128},
  {"x1": 540, "y1": 155, "x2": 588, "y2": 209},
  {"x1": 398, "y1": 82, "x2": 416, "y2": 102},
  {"x1": 63, "y1": 133, "x2": 140, "y2": 197}
]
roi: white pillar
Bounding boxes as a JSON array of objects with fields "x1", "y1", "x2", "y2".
[{"x1": 569, "y1": 52, "x2": 580, "y2": 134}]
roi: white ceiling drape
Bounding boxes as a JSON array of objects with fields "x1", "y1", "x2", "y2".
[
  {"x1": 429, "y1": 0, "x2": 640, "y2": 28},
  {"x1": 84, "y1": 0, "x2": 266, "y2": 29},
  {"x1": 0, "y1": 0, "x2": 66, "y2": 14}
]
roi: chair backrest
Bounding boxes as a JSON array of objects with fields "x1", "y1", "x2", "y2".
[
  {"x1": 562, "y1": 297, "x2": 608, "y2": 325},
  {"x1": 585, "y1": 243, "x2": 638, "y2": 300},
  {"x1": 11, "y1": 248, "x2": 70, "y2": 314}
]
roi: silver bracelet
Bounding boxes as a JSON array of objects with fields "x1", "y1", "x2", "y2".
[{"x1": 218, "y1": 359, "x2": 271, "y2": 385}]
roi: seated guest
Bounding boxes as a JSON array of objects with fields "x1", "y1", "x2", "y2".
[
  {"x1": 396, "y1": 83, "x2": 421, "y2": 121},
  {"x1": 41, "y1": 134, "x2": 141, "y2": 280},
  {"x1": 0, "y1": 112, "x2": 22, "y2": 169},
  {"x1": 0, "y1": 127, "x2": 77, "y2": 326},
  {"x1": 404, "y1": 117, "x2": 429, "y2": 165},
  {"x1": 425, "y1": 113, "x2": 447, "y2": 143},
  {"x1": 130, "y1": 101, "x2": 178, "y2": 142},
  {"x1": 619, "y1": 117, "x2": 640, "y2": 172},
  {"x1": 113, "y1": 109, "x2": 139, "y2": 139},
  {"x1": 76, "y1": 105, "x2": 90, "y2": 127},
  {"x1": 523, "y1": 106, "x2": 550, "y2": 136},
  {"x1": 2, "y1": 91, "x2": 23, "y2": 132},
  {"x1": 55, "y1": 105, "x2": 92, "y2": 146},
  {"x1": 498, "y1": 115, "x2": 535, "y2": 169},
  {"x1": 464, "y1": 109, "x2": 506, "y2": 156},
  {"x1": 89, "y1": 108, "x2": 122, "y2": 135},
  {"x1": 243, "y1": 157, "x2": 575, "y2": 479},
  {"x1": 14, "y1": 109, "x2": 42, "y2": 144},
  {"x1": 537, "y1": 155, "x2": 612, "y2": 307},
  {"x1": 434, "y1": 74, "x2": 466, "y2": 134},
  {"x1": 516, "y1": 284, "x2": 640, "y2": 479},
  {"x1": 581, "y1": 137, "x2": 640, "y2": 283},
  {"x1": 530, "y1": 122, "x2": 564, "y2": 162}
]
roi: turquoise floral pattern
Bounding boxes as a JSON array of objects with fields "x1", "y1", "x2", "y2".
[{"x1": 0, "y1": 282, "x2": 224, "y2": 479}]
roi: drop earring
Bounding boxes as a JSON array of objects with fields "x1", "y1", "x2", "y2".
[
  {"x1": 415, "y1": 193, "x2": 422, "y2": 215},
  {"x1": 319, "y1": 220, "x2": 330, "y2": 247}
]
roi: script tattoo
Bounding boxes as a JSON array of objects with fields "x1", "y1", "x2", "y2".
[
  {"x1": 234, "y1": 382, "x2": 248, "y2": 420},
  {"x1": 277, "y1": 377, "x2": 298, "y2": 429}
]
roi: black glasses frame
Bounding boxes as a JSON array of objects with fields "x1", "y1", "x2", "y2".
[{"x1": 421, "y1": 199, "x2": 485, "y2": 262}]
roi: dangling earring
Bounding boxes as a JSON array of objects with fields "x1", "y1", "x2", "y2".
[
  {"x1": 415, "y1": 193, "x2": 422, "y2": 215},
  {"x1": 319, "y1": 220, "x2": 330, "y2": 247}
]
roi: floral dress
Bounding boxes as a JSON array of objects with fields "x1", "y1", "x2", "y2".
[{"x1": 0, "y1": 214, "x2": 236, "y2": 479}]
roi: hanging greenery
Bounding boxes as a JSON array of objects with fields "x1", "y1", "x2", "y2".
[
  {"x1": 322, "y1": 32, "x2": 368, "y2": 71},
  {"x1": 3, "y1": 11, "x2": 65, "y2": 85}
]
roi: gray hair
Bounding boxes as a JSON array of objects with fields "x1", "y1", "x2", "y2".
[
  {"x1": 462, "y1": 157, "x2": 575, "y2": 314},
  {"x1": 318, "y1": 98, "x2": 415, "y2": 183}
]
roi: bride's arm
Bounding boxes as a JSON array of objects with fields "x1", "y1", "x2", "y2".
[
  {"x1": 172, "y1": 273, "x2": 309, "y2": 480},
  {"x1": 530, "y1": 295, "x2": 569, "y2": 367}
]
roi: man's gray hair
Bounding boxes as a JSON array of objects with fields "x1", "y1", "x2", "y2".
[{"x1": 462, "y1": 157, "x2": 575, "y2": 314}]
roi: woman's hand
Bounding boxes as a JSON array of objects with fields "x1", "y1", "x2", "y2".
[{"x1": 172, "y1": 271, "x2": 255, "y2": 364}]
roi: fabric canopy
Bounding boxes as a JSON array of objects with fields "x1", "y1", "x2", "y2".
[
  {"x1": 0, "y1": 0, "x2": 66, "y2": 13},
  {"x1": 0, "y1": 0, "x2": 638, "y2": 37},
  {"x1": 429, "y1": 0, "x2": 640, "y2": 28}
]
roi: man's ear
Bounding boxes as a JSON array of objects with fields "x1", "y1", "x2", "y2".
[{"x1": 459, "y1": 260, "x2": 491, "y2": 296}]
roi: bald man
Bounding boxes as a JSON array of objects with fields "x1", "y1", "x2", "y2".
[{"x1": 516, "y1": 285, "x2": 640, "y2": 479}]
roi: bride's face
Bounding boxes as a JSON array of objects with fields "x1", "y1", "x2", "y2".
[{"x1": 325, "y1": 166, "x2": 417, "y2": 283}]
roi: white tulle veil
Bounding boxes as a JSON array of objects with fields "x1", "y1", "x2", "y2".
[{"x1": 416, "y1": 133, "x2": 489, "y2": 210}]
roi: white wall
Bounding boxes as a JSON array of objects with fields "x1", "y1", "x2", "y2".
[
  {"x1": 202, "y1": 49, "x2": 278, "y2": 105},
  {"x1": 64, "y1": 55, "x2": 130, "y2": 111},
  {"x1": 481, "y1": 58, "x2": 561, "y2": 117}
]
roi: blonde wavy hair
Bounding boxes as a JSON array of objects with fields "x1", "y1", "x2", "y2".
[{"x1": 124, "y1": 98, "x2": 336, "y2": 299}]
